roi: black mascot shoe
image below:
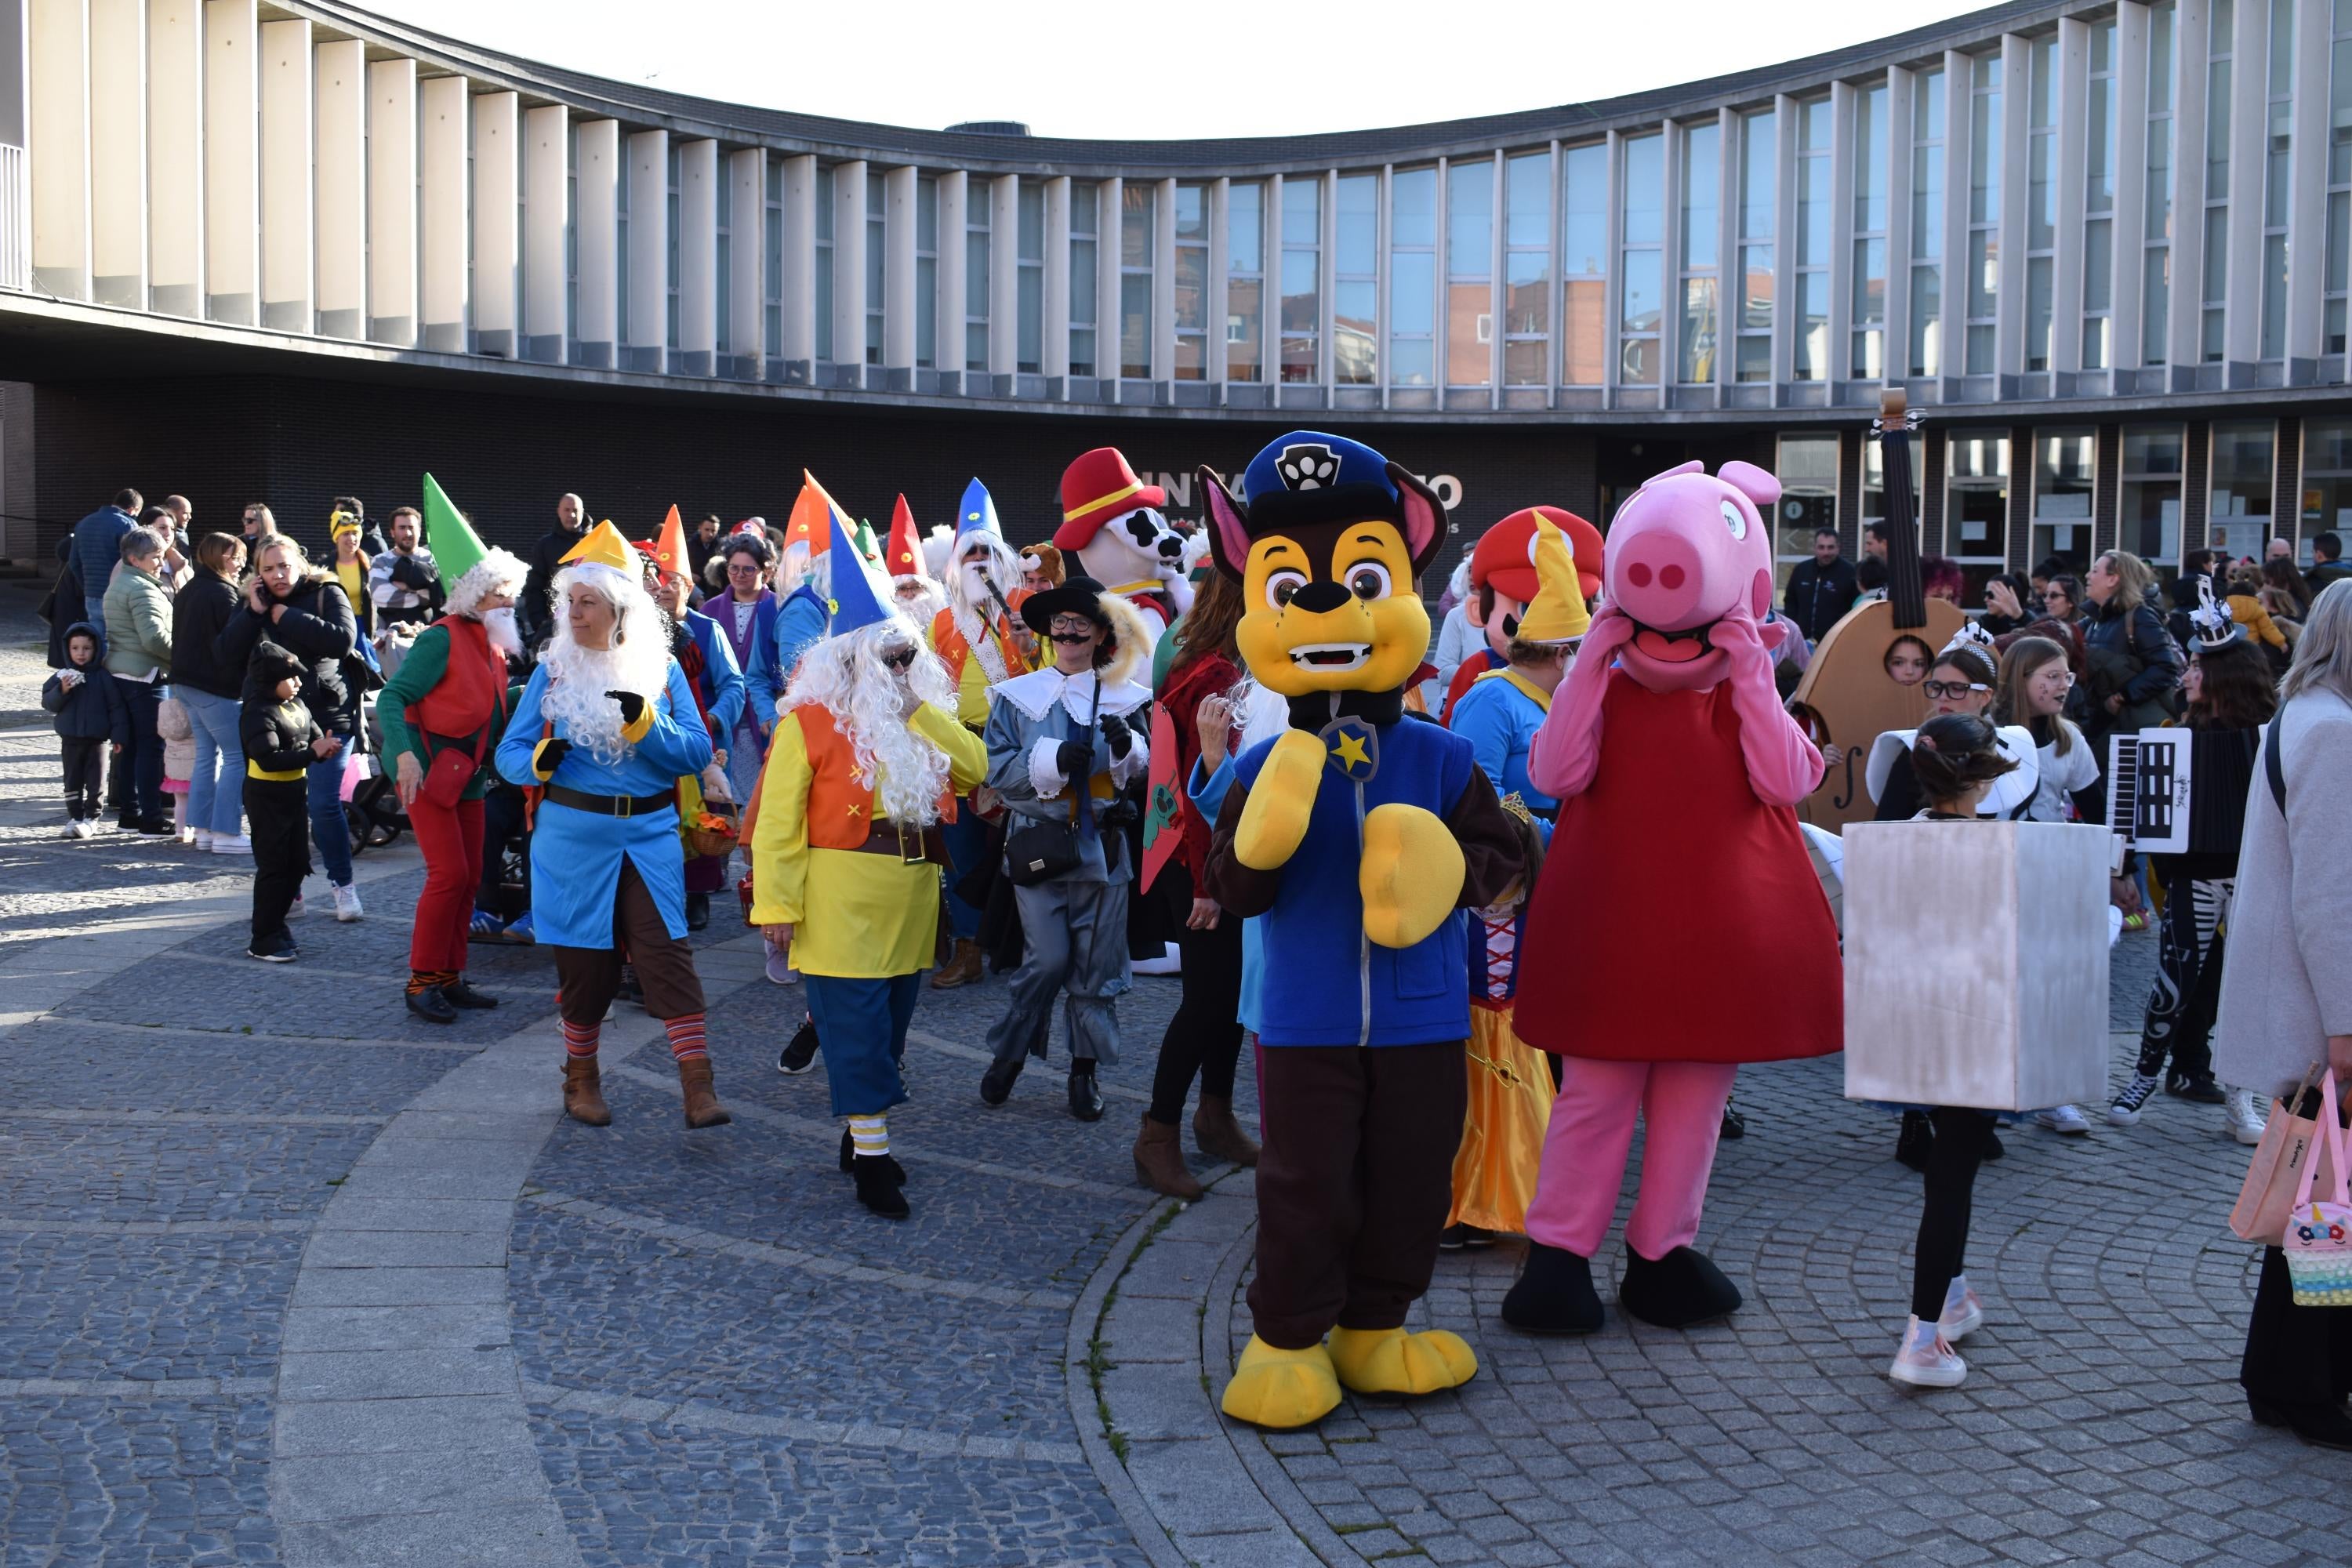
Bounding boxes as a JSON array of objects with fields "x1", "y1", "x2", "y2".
[
  {"x1": 978, "y1": 1058, "x2": 1020, "y2": 1108},
  {"x1": 405, "y1": 986, "x2": 458, "y2": 1025},
  {"x1": 837, "y1": 1127, "x2": 906, "y2": 1185},
  {"x1": 1618, "y1": 1246, "x2": 1742, "y2": 1329},
  {"x1": 1501, "y1": 1242, "x2": 1605, "y2": 1336},
  {"x1": 853, "y1": 1155, "x2": 910, "y2": 1219},
  {"x1": 442, "y1": 978, "x2": 499, "y2": 1010}
]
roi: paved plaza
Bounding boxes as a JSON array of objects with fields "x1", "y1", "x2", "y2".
[{"x1": 0, "y1": 584, "x2": 2346, "y2": 1568}]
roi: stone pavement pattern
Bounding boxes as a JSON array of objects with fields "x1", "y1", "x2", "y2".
[{"x1": 1, "y1": 585, "x2": 2345, "y2": 1567}]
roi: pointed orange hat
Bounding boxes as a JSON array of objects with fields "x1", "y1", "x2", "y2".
[
  {"x1": 783, "y1": 470, "x2": 848, "y2": 556},
  {"x1": 650, "y1": 506, "x2": 690, "y2": 580}
]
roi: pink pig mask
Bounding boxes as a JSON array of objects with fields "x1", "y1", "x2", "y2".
[{"x1": 1527, "y1": 459, "x2": 1823, "y2": 808}]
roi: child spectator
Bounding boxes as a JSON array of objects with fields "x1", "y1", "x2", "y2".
[
  {"x1": 240, "y1": 641, "x2": 333, "y2": 963},
  {"x1": 158, "y1": 692, "x2": 196, "y2": 842},
  {"x1": 43, "y1": 623, "x2": 129, "y2": 838}
]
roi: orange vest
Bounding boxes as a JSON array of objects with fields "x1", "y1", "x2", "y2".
[
  {"x1": 797, "y1": 705, "x2": 959, "y2": 846},
  {"x1": 929, "y1": 603, "x2": 1025, "y2": 687}
]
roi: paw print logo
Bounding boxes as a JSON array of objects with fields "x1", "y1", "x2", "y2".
[{"x1": 1276, "y1": 444, "x2": 1340, "y2": 492}]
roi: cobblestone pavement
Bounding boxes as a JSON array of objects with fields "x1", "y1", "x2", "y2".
[{"x1": 2, "y1": 591, "x2": 2343, "y2": 1566}]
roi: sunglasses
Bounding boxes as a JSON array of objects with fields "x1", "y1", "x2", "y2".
[
  {"x1": 1922, "y1": 680, "x2": 1988, "y2": 699},
  {"x1": 883, "y1": 648, "x2": 916, "y2": 670}
]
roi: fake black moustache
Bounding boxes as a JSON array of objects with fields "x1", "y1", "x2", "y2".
[{"x1": 1049, "y1": 631, "x2": 1095, "y2": 644}]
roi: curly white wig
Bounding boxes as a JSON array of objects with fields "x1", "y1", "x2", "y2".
[
  {"x1": 444, "y1": 547, "x2": 529, "y2": 621},
  {"x1": 542, "y1": 561, "x2": 673, "y2": 765},
  {"x1": 779, "y1": 615, "x2": 960, "y2": 826}
]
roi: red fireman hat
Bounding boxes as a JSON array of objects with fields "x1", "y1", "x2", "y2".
[
  {"x1": 1474, "y1": 506, "x2": 1603, "y2": 604},
  {"x1": 1054, "y1": 447, "x2": 1164, "y2": 550}
]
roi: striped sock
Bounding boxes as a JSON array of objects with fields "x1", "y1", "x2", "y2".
[
  {"x1": 848, "y1": 1114, "x2": 889, "y2": 1158},
  {"x1": 407, "y1": 968, "x2": 457, "y2": 996},
  {"x1": 664, "y1": 1012, "x2": 709, "y2": 1063},
  {"x1": 562, "y1": 1020, "x2": 600, "y2": 1059}
]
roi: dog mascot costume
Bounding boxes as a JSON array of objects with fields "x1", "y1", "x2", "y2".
[
  {"x1": 1198, "y1": 431, "x2": 1534, "y2": 1431},
  {"x1": 1055, "y1": 448, "x2": 1194, "y2": 653},
  {"x1": 1501, "y1": 461, "x2": 1842, "y2": 1336}
]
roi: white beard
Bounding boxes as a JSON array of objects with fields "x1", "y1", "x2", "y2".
[
  {"x1": 481, "y1": 607, "x2": 521, "y2": 656},
  {"x1": 540, "y1": 611, "x2": 670, "y2": 765}
]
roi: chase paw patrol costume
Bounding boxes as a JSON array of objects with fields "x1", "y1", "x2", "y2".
[{"x1": 1198, "y1": 432, "x2": 1534, "y2": 1430}]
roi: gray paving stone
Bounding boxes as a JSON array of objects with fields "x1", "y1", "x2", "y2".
[
  {"x1": 274, "y1": 1395, "x2": 532, "y2": 1457},
  {"x1": 276, "y1": 1501, "x2": 577, "y2": 1565},
  {"x1": 299, "y1": 1228, "x2": 510, "y2": 1270},
  {"x1": 280, "y1": 1303, "x2": 513, "y2": 1355},
  {"x1": 289, "y1": 1265, "x2": 508, "y2": 1308},
  {"x1": 277, "y1": 1346, "x2": 520, "y2": 1403}
]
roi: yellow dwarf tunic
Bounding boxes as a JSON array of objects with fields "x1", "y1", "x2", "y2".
[
  {"x1": 927, "y1": 599, "x2": 1036, "y2": 731},
  {"x1": 748, "y1": 701, "x2": 987, "y2": 978}
]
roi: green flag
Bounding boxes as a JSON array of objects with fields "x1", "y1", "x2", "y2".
[{"x1": 421, "y1": 474, "x2": 491, "y2": 585}]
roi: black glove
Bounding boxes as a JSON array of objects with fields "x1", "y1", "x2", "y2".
[
  {"x1": 1099, "y1": 711, "x2": 1134, "y2": 760},
  {"x1": 1054, "y1": 739, "x2": 1094, "y2": 785},
  {"x1": 390, "y1": 555, "x2": 434, "y2": 590},
  {"x1": 606, "y1": 689, "x2": 646, "y2": 725},
  {"x1": 532, "y1": 735, "x2": 573, "y2": 779}
]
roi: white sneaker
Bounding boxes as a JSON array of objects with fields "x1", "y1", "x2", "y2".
[
  {"x1": 59, "y1": 819, "x2": 81, "y2": 839},
  {"x1": 1889, "y1": 1316, "x2": 1968, "y2": 1388},
  {"x1": 2107, "y1": 1072, "x2": 2160, "y2": 1126},
  {"x1": 1937, "y1": 1278, "x2": 1984, "y2": 1341},
  {"x1": 332, "y1": 883, "x2": 363, "y2": 923},
  {"x1": 2224, "y1": 1087, "x2": 2268, "y2": 1146},
  {"x1": 193, "y1": 828, "x2": 214, "y2": 848},
  {"x1": 2034, "y1": 1104, "x2": 2092, "y2": 1135},
  {"x1": 211, "y1": 834, "x2": 251, "y2": 855}
]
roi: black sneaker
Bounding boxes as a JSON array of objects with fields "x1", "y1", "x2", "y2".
[
  {"x1": 247, "y1": 932, "x2": 298, "y2": 964},
  {"x1": 405, "y1": 985, "x2": 458, "y2": 1024},
  {"x1": 777, "y1": 1016, "x2": 819, "y2": 1075},
  {"x1": 1719, "y1": 1102, "x2": 1747, "y2": 1140},
  {"x1": 685, "y1": 891, "x2": 710, "y2": 931},
  {"x1": 2166, "y1": 1073, "x2": 2227, "y2": 1105},
  {"x1": 1437, "y1": 1224, "x2": 1471, "y2": 1251},
  {"x1": 442, "y1": 978, "x2": 499, "y2": 1011}
]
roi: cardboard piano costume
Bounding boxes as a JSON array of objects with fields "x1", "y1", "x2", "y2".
[{"x1": 1842, "y1": 818, "x2": 2112, "y2": 1111}]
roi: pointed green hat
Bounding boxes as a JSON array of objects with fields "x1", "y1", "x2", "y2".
[{"x1": 421, "y1": 474, "x2": 492, "y2": 583}]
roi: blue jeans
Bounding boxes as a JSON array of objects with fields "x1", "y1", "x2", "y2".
[
  {"x1": 117, "y1": 679, "x2": 164, "y2": 821},
  {"x1": 179, "y1": 687, "x2": 245, "y2": 837},
  {"x1": 939, "y1": 796, "x2": 989, "y2": 941},
  {"x1": 305, "y1": 739, "x2": 356, "y2": 888},
  {"x1": 804, "y1": 974, "x2": 919, "y2": 1119}
]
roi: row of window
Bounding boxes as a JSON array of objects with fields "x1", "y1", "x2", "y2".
[{"x1": 1770, "y1": 416, "x2": 2352, "y2": 591}]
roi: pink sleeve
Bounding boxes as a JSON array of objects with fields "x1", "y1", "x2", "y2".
[
  {"x1": 1527, "y1": 614, "x2": 1631, "y2": 800},
  {"x1": 1725, "y1": 654, "x2": 1825, "y2": 808}
]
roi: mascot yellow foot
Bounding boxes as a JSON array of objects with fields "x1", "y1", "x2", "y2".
[
  {"x1": 1327, "y1": 1326, "x2": 1479, "y2": 1397},
  {"x1": 1221, "y1": 1336, "x2": 1342, "y2": 1429},
  {"x1": 1359, "y1": 804, "x2": 1466, "y2": 949}
]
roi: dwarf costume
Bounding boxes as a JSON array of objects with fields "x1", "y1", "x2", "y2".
[
  {"x1": 1440, "y1": 506, "x2": 1604, "y2": 725},
  {"x1": 978, "y1": 578, "x2": 1154, "y2": 1117},
  {"x1": 1503, "y1": 463, "x2": 1841, "y2": 1337},
  {"x1": 1441, "y1": 517, "x2": 1592, "y2": 1239},
  {"x1": 1197, "y1": 432, "x2": 1534, "y2": 1432},
  {"x1": 495, "y1": 521, "x2": 729, "y2": 1131},
  {"x1": 750, "y1": 514, "x2": 988, "y2": 1218}
]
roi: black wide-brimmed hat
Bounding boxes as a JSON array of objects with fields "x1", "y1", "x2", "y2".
[{"x1": 1019, "y1": 575, "x2": 1114, "y2": 636}]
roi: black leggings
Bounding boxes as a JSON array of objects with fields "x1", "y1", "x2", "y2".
[
  {"x1": 1148, "y1": 864, "x2": 1246, "y2": 1126},
  {"x1": 2137, "y1": 871, "x2": 2230, "y2": 1083},
  {"x1": 245, "y1": 777, "x2": 311, "y2": 943},
  {"x1": 1913, "y1": 1106, "x2": 1993, "y2": 1320}
]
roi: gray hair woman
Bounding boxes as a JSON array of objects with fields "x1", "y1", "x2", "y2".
[{"x1": 2212, "y1": 577, "x2": 2352, "y2": 1450}]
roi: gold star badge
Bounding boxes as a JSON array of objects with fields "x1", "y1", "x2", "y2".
[{"x1": 1330, "y1": 731, "x2": 1370, "y2": 771}]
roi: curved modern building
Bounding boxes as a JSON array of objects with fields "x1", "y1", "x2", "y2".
[{"x1": 0, "y1": 0, "x2": 2346, "y2": 586}]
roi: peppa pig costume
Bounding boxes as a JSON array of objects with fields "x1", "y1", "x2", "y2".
[{"x1": 1504, "y1": 459, "x2": 1842, "y2": 1336}]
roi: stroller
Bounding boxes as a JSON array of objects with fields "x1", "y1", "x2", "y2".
[{"x1": 344, "y1": 707, "x2": 408, "y2": 853}]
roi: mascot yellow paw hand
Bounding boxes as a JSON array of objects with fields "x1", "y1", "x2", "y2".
[
  {"x1": 1234, "y1": 731, "x2": 1324, "y2": 871},
  {"x1": 1327, "y1": 1326, "x2": 1479, "y2": 1397},
  {"x1": 1359, "y1": 804, "x2": 1465, "y2": 948},
  {"x1": 1220, "y1": 1335, "x2": 1343, "y2": 1429}
]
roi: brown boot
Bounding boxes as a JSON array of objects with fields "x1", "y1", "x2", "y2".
[
  {"x1": 1192, "y1": 1094, "x2": 1261, "y2": 1167},
  {"x1": 931, "y1": 939, "x2": 983, "y2": 989},
  {"x1": 1133, "y1": 1113, "x2": 1205, "y2": 1200},
  {"x1": 677, "y1": 1056, "x2": 732, "y2": 1129},
  {"x1": 562, "y1": 1055, "x2": 612, "y2": 1127}
]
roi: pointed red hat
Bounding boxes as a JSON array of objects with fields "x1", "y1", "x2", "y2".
[
  {"x1": 1474, "y1": 506, "x2": 1603, "y2": 603},
  {"x1": 885, "y1": 495, "x2": 927, "y2": 579},
  {"x1": 1054, "y1": 447, "x2": 1164, "y2": 550}
]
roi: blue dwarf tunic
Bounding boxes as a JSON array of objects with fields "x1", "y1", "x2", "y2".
[{"x1": 495, "y1": 659, "x2": 714, "y2": 949}]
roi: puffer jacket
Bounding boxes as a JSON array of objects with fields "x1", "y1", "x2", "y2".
[
  {"x1": 42, "y1": 628, "x2": 131, "y2": 742},
  {"x1": 225, "y1": 574, "x2": 361, "y2": 738},
  {"x1": 171, "y1": 572, "x2": 248, "y2": 700},
  {"x1": 2078, "y1": 596, "x2": 2183, "y2": 735}
]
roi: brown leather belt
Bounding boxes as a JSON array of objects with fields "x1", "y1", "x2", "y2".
[{"x1": 842, "y1": 817, "x2": 949, "y2": 866}]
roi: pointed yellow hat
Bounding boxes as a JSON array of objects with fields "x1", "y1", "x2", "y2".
[
  {"x1": 559, "y1": 519, "x2": 637, "y2": 574},
  {"x1": 1515, "y1": 517, "x2": 1592, "y2": 644}
]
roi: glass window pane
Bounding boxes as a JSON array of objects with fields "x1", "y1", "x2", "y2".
[
  {"x1": 1504, "y1": 339, "x2": 1546, "y2": 385},
  {"x1": 1682, "y1": 122, "x2": 1719, "y2": 270},
  {"x1": 1070, "y1": 325, "x2": 1094, "y2": 378},
  {"x1": 1018, "y1": 263, "x2": 1041, "y2": 372},
  {"x1": 1120, "y1": 273, "x2": 1150, "y2": 378},
  {"x1": 916, "y1": 254, "x2": 935, "y2": 367},
  {"x1": 1795, "y1": 270, "x2": 1829, "y2": 379},
  {"x1": 1390, "y1": 249, "x2": 1435, "y2": 335},
  {"x1": 1680, "y1": 276, "x2": 1718, "y2": 381},
  {"x1": 1069, "y1": 181, "x2": 1096, "y2": 238},
  {"x1": 1229, "y1": 183, "x2": 1263, "y2": 274},
  {"x1": 1563, "y1": 278, "x2": 1606, "y2": 383},
  {"x1": 1390, "y1": 338, "x2": 1434, "y2": 387},
  {"x1": 1621, "y1": 249, "x2": 1661, "y2": 336},
  {"x1": 1799, "y1": 146, "x2": 1831, "y2": 267},
  {"x1": 2026, "y1": 255, "x2": 2053, "y2": 370},
  {"x1": 1740, "y1": 244, "x2": 1773, "y2": 332},
  {"x1": 1505, "y1": 250, "x2": 1549, "y2": 336},
  {"x1": 1227, "y1": 276, "x2": 1261, "y2": 381},
  {"x1": 1394, "y1": 166, "x2": 1436, "y2": 249},
  {"x1": 1622, "y1": 135, "x2": 1664, "y2": 246},
  {"x1": 1853, "y1": 84, "x2": 1888, "y2": 235},
  {"x1": 1737, "y1": 333, "x2": 1772, "y2": 381},
  {"x1": 1174, "y1": 246, "x2": 1206, "y2": 332},
  {"x1": 1071, "y1": 237, "x2": 1096, "y2": 325},
  {"x1": 2143, "y1": 245, "x2": 2170, "y2": 364},
  {"x1": 1019, "y1": 182, "x2": 1044, "y2": 260},
  {"x1": 1174, "y1": 183, "x2": 1205, "y2": 242},
  {"x1": 1123, "y1": 184, "x2": 1152, "y2": 267},
  {"x1": 1446, "y1": 281, "x2": 1491, "y2": 385},
  {"x1": 1913, "y1": 143, "x2": 1944, "y2": 260},
  {"x1": 1449, "y1": 160, "x2": 1493, "y2": 279},
  {"x1": 1283, "y1": 177, "x2": 1319, "y2": 246},
  {"x1": 1909, "y1": 264, "x2": 1940, "y2": 376},
  {"x1": 2084, "y1": 217, "x2": 2113, "y2": 312},
  {"x1": 1337, "y1": 174, "x2": 1376, "y2": 270},
  {"x1": 1506, "y1": 152, "x2": 1550, "y2": 248},
  {"x1": 1741, "y1": 111, "x2": 1776, "y2": 240},
  {"x1": 1280, "y1": 248, "x2": 1318, "y2": 332},
  {"x1": 1853, "y1": 236, "x2": 1886, "y2": 328},
  {"x1": 1336, "y1": 278, "x2": 1375, "y2": 386},
  {"x1": 1562, "y1": 145, "x2": 1606, "y2": 275}
]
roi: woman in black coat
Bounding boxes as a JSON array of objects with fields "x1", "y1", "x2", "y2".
[
  {"x1": 226, "y1": 534, "x2": 364, "y2": 913},
  {"x1": 2078, "y1": 550, "x2": 2183, "y2": 744}
]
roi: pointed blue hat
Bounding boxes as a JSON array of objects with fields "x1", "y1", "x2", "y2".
[
  {"x1": 824, "y1": 510, "x2": 894, "y2": 636},
  {"x1": 955, "y1": 478, "x2": 1002, "y2": 541}
]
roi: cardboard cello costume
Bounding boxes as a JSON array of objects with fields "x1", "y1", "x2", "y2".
[
  {"x1": 1197, "y1": 431, "x2": 1535, "y2": 1431},
  {"x1": 1789, "y1": 391, "x2": 1968, "y2": 830},
  {"x1": 1501, "y1": 460, "x2": 1842, "y2": 1338}
]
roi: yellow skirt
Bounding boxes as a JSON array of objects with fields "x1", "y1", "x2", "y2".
[{"x1": 1447, "y1": 1007, "x2": 1553, "y2": 1235}]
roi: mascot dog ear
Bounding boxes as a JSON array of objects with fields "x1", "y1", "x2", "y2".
[
  {"x1": 1197, "y1": 466, "x2": 1251, "y2": 583},
  {"x1": 1386, "y1": 463, "x2": 1447, "y2": 579}
]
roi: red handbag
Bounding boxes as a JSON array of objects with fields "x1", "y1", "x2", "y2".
[{"x1": 418, "y1": 724, "x2": 490, "y2": 811}]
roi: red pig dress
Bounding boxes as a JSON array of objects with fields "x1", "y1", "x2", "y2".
[{"x1": 1512, "y1": 672, "x2": 1841, "y2": 1261}]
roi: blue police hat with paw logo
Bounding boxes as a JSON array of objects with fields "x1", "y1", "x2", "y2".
[{"x1": 1236, "y1": 431, "x2": 1406, "y2": 535}]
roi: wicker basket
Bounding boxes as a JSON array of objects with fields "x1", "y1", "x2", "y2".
[{"x1": 688, "y1": 803, "x2": 740, "y2": 858}]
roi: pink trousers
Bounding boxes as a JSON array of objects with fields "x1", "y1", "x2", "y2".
[{"x1": 1522, "y1": 1058, "x2": 1739, "y2": 1261}]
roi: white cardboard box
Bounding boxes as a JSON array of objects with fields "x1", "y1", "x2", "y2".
[{"x1": 1842, "y1": 820, "x2": 2111, "y2": 1112}]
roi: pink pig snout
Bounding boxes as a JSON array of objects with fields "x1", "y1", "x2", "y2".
[{"x1": 1611, "y1": 529, "x2": 1704, "y2": 629}]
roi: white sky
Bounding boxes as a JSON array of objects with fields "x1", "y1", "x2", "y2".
[{"x1": 365, "y1": 0, "x2": 1998, "y2": 142}]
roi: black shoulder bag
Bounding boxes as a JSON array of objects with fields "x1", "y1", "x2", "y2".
[{"x1": 1004, "y1": 676, "x2": 1099, "y2": 887}]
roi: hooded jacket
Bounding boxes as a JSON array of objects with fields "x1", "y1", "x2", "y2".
[
  {"x1": 42, "y1": 626, "x2": 132, "y2": 742},
  {"x1": 239, "y1": 642, "x2": 325, "y2": 778},
  {"x1": 227, "y1": 574, "x2": 361, "y2": 737}
]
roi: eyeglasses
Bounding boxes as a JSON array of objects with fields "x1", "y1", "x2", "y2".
[
  {"x1": 1048, "y1": 616, "x2": 1095, "y2": 633},
  {"x1": 726, "y1": 562, "x2": 763, "y2": 575},
  {"x1": 1922, "y1": 680, "x2": 1989, "y2": 699}
]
